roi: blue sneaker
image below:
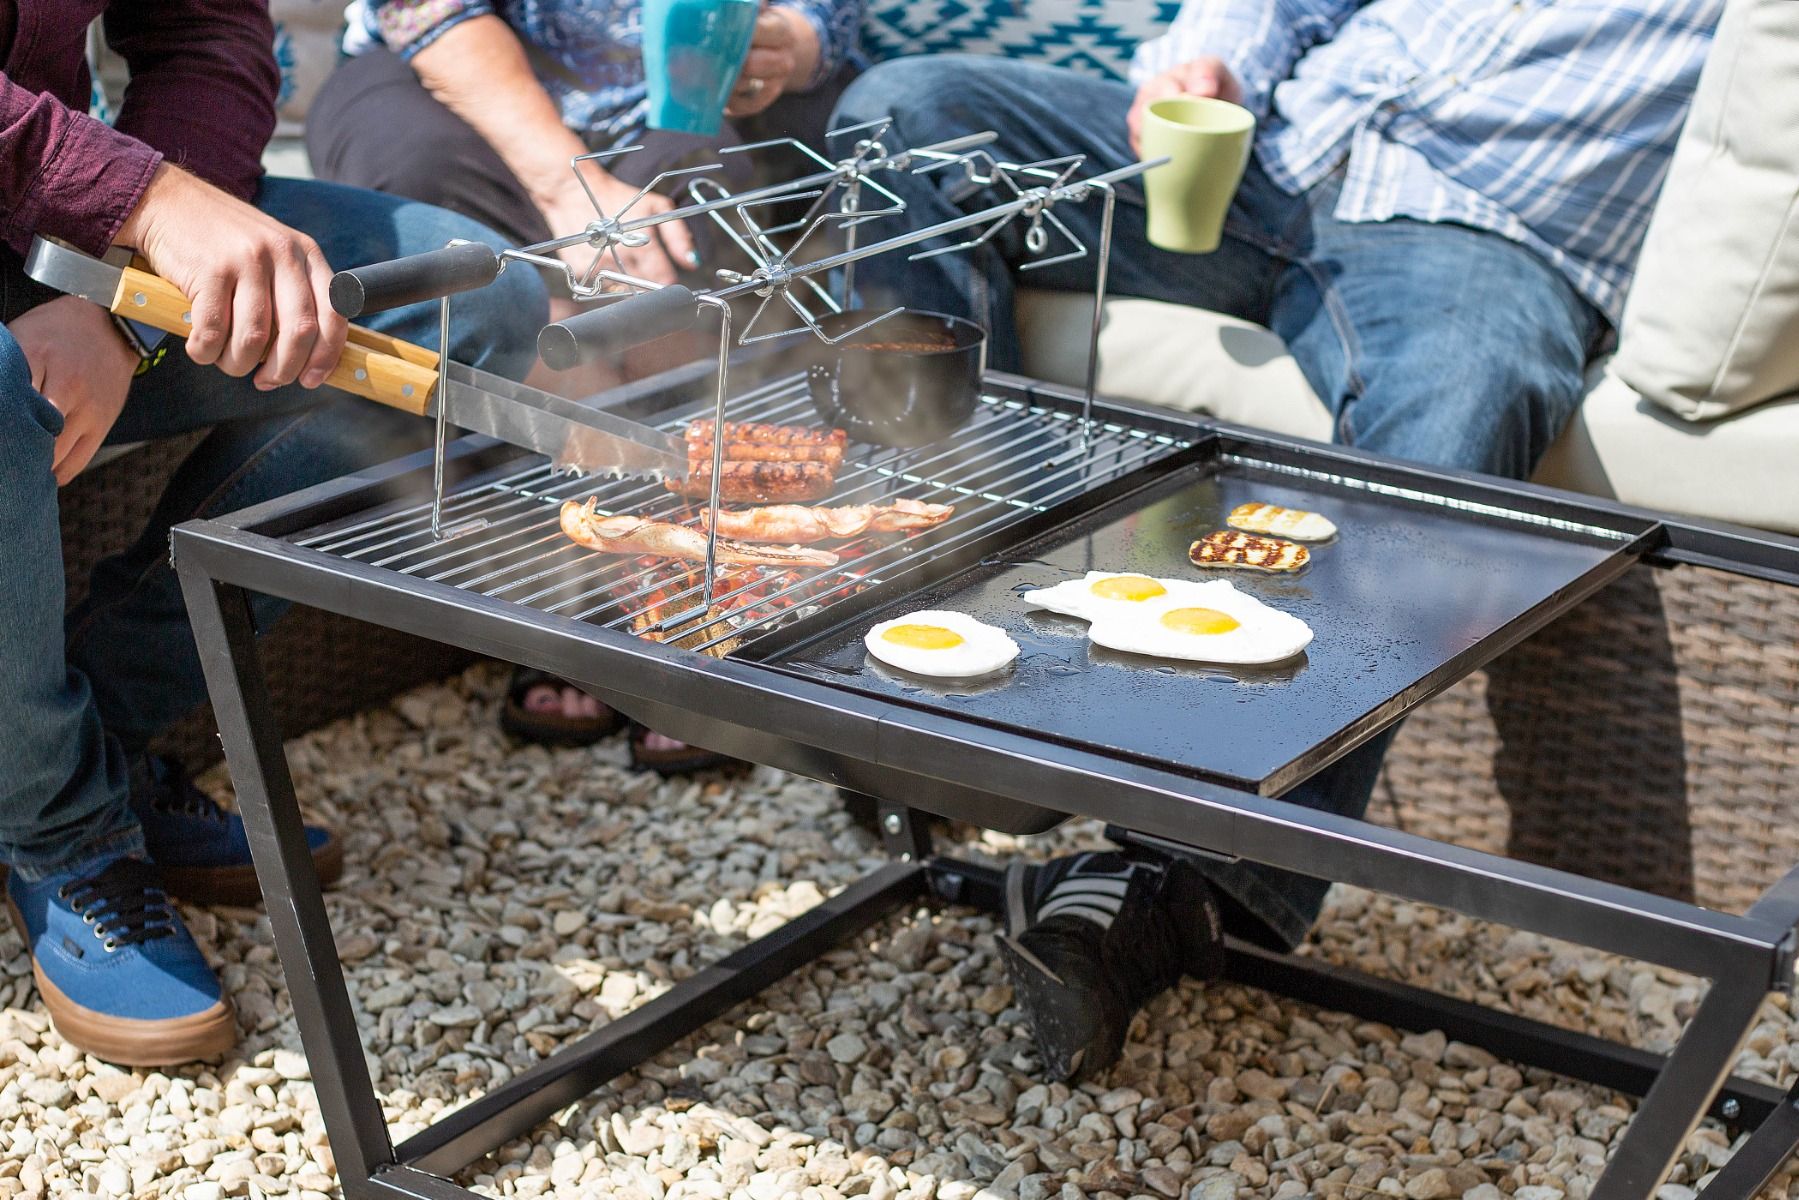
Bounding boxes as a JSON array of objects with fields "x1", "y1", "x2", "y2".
[
  {"x1": 132, "y1": 757, "x2": 342, "y2": 906},
  {"x1": 5, "y1": 856, "x2": 237, "y2": 1064}
]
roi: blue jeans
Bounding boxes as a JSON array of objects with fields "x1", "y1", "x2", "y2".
[
  {"x1": 0, "y1": 177, "x2": 549, "y2": 880},
  {"x1": 836, "y1": 58, "x2": 1606, "y2": 947}
]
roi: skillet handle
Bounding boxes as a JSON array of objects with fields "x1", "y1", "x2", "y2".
[
  {"x1": 538, "y1": 286, "x2": 698, "y2": 370},
  {"x1": 329, "y1": 242, "x2": 502, "y2": 317}
]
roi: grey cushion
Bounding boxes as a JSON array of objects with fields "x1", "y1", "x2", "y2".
[{"x1": 1017, "y1": 288, "x2": 1799, "y2": 534}]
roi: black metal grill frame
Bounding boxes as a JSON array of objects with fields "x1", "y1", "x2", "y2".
[{"x1": 173, "y1": 368, "x2": 1799, "y2": 1200}]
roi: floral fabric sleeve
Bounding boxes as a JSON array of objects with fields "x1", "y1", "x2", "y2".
[
  {"x1": 772, "y1": 0, "x2": 864, "y2": 90},
  {"x1": 371, "y1": 0, "x2": 499, "y2": 59}
]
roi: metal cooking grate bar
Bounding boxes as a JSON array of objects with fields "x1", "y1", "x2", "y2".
[
  {"x1": 678, "y1": 437, "x2": 1175, "y2": 652},
  {"x1": 295, "y1": 380, "x2": 818, "y2": 564},
  {"x1": 531, "y1": 405, "x2": 1133, "y2": 618},
  {"x1": 422, "y1": 391, "x2": 1066, "y2": 604},
  {"x1": 579, "y1": 414, "x2": 1175, "y2": 634},
  {"x1": 292, "y1": 378, "x2": 1188, "y2": 656},
  {"x1": 532, "y1": 402, "x2": 1167, "y2": 623},
  {"x1": 431, "y1": 387, "x2": 1122, "y2": 605}
]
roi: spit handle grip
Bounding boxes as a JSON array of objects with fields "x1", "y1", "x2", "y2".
[
  {"x1": 538, "y1": 286, "x2": 698, "y2": 370},
  {"x1": 330, "y1": 242, "x2": 502, "y2": 317}
]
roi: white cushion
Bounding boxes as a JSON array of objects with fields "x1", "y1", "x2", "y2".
[
  {"x1": 1609, "y1": 0, "x2": 1799, "y2": 421},
  {"x1": 1016, "y1": 291, "x2": 1331, "y2": 440},
  {"x1": 1536, "y1": 368, "x2": 1799, "y2": 532},
  {"x1": 1017, "y1": 288, "x2": 1799, "y2": 534}
]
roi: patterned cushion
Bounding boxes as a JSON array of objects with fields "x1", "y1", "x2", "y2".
[{"x1": 860, "y1": 0, "x2": 1179, "y2": 81}]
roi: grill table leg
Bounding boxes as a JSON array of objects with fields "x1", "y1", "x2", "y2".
[
  {"x1": 181, "y1": 577, "x2": 940, "y2": 1196},
  {"x1": 1588, "y1": 979, "x2": 1767, "y2": 1200},
  {"x1": 1698, "y1": 1082, "x2": 1799, "y2": 1200},
  {"x1": 1591, "y1": 866, "x2": 1799, "y2": 1200},
  {"x1": 177, "y1": 573, "x2": 399, "y2": 1194}
]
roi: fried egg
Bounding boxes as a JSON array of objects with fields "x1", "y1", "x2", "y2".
[
  {"x1": 864, "y1": 610, "x2": 1020, "y2": 678},
  {"x1": 1086, "y1": 581, "x2": 1313, "y2": 665},
  {"x1": 1022, "y1": 571, "x2": 1217, "y2": 623}
]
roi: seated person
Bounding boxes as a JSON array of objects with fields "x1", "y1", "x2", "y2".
[
  {"x1": 308, "y1": 0, "x2": 865, "y2": 772},
  {"x1": 834, "y1": 0, "x2": 1719, "y2": 1079},
  {"x1": 2, "y1": 0, "x2": 547, "y2": 1064}
]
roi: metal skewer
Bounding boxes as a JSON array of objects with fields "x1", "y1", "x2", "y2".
[{"x1": 550, "y1": 153, "x2": 1164, "y2": 587}]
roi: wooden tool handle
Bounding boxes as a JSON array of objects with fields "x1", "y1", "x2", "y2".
[{"x1": 112, "y1": 265, "x2": 440, "y2": 416}]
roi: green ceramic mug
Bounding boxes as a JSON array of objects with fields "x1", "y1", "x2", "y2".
[{"x1": 1140, "y1": 96, "x2": 1256, "y2": 254}]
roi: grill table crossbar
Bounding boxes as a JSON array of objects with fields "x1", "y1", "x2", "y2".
[{"x1": 175, "y1": 376, "x2": 1799, "y2": 1200}]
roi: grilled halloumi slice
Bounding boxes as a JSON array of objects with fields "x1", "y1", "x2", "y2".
[
  {"x1": 1189, "y1": 530, "x2": 1310, "y2": 572},
  {"x1": 1227, "y1": 501, "x2": 1337, "y2": 542}
]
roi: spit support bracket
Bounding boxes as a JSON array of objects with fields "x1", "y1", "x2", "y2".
[{"x1": 520, "y1": 121, "x2": 1166, "y2": 603}]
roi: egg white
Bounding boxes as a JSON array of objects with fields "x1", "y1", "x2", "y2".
[
  {"x1": 1023, "y1": 571, "x2": 1223, "y2": 623},
  {"x1": 1085, "y1": 584, "x2": 1313, "y2": 665},
  {"x1": 864, "y1": 610, "x2": 1020, "y2": 678}
]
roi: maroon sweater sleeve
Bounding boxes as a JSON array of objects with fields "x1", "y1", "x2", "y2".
[
  {"x1": 0, "y1": 76, "x2": 163, "y2": 257},
  {"x1": 103, "y1": 0, "x2": 279, "y2": 203}
]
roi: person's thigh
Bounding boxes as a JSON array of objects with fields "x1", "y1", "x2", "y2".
[
  {"x1": 0, "y1": 325, "x2": 139, "y2": 865},
  {"x1": 831, "y1": 55, "x2": 1284, "y2": 365},
  {"x1": 307, "y1": 48, "x2": 553, "y2": 247},
  {"x1": 1271, "y1": 216, "x2": 1604, "y2": 478},
  {"x1": 109, "y1": 176, "x2": 549, "y2": 445}
]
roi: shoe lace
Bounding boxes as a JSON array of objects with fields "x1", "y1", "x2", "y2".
[
  {"x1": 58, "y1": 859, "x2": 179, "y2": 951},
  {"x1": 144, "y1": 758, "x2": 228, "y2": 824}
]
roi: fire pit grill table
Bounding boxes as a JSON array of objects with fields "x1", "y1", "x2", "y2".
[{"x1": 173, "y1": 360, "x2": 1799, "y2": 1200}]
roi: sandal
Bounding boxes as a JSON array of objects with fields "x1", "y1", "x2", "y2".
[
  {"x1": 627, "y1": 722, "x2": 740, "y2": 776},
  {"x1": 500, "y1": 667, "x2": 626, "y2": 747}
]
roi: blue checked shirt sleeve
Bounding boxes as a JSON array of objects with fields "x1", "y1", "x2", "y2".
[
  {"x1": 773, "y1": 0, "x2": 864, "y2": 90},
  {"x1": 1131, "y1": 0, "x2": 1363, "y2": 120},
  {"x1": 370, "y1": 0, "x2": 497, "y2": 60}
]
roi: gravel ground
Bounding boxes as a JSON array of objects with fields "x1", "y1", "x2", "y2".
[{"x1": 0, "y1": 663, "x2": 1793, "y2": 1200}]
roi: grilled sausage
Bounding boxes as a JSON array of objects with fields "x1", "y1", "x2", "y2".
[
  {"x1": 667, "y1": 460, "x2": 837, "y2": 504},
  {"x1": 685, "y1": 419, "x2": 848, "y2": 448}
]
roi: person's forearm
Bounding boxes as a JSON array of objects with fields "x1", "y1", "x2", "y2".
[
  {"x1": 410, "y1": 14, "x2": 590, "y2": 211},
  {"x1": 0, "y1": 75, "x2": 162, "y2": 256}
]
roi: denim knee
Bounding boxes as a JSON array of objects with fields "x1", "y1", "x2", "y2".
[
  {"x1": 0, "y1": 326, "x2": 63, "y2": 441},
  {"x1": 834, "y1": 55, "x2": 990, "y2": 140}
]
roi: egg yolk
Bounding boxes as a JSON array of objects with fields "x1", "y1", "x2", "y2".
[
  {"x1": 1160, "y1": 607, "x2": 1241, "y2": 636},
  {"x1": 882, "y1": 624, "x2": 965, "y2": 650},
  {"x1": 1090, "y1": 574, "x2": 1167, "y2": 602}
]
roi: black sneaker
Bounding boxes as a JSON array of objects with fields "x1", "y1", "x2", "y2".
[
  {"x1": 998, "y1": 851, "x2": 1224, "y2": 1082},
  {"x1": 131, "y1": 756, "x2": 342, "y2": 907}
]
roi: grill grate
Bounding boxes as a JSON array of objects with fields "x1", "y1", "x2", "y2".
[{"x1": 294, "y1": 376, "x2": 1188, "y2": 655}]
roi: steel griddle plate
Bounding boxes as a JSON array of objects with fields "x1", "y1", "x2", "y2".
[{"x1": 756, "y1": 450, "x2": 1649, "y2": 795}]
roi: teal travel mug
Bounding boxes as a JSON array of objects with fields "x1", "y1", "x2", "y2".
[{"x1": 642, "y1": 0, "x2": 760, "y2": 135}]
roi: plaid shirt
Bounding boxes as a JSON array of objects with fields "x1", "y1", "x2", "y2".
[
  {"x1": 353, "y1": 0, "x2": 862, "y2": 146},
  {"x1": 1132, "y1": 0, "x2": 1722, "y2": 323}
]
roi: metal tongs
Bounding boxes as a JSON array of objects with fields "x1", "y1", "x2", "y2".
[{"x1": 24, "y1": 236, "x2": 689, "y2": 482}]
